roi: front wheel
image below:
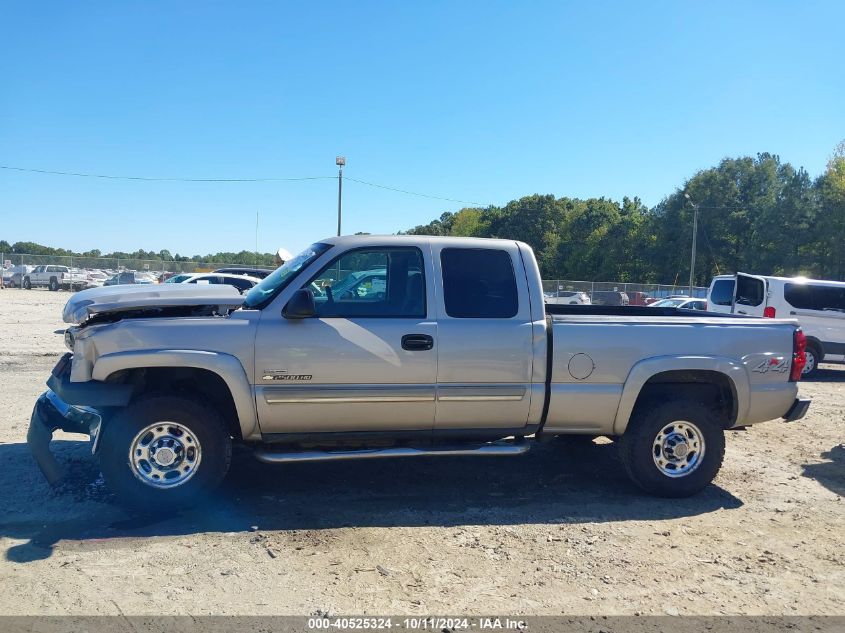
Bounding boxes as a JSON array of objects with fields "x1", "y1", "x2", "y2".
[
  {"x1": 618, "y1": 400, "x2": 725, "y2": 497},
  {"x1": 98, "y1": 395, "x2": 232, "y2": 509},
  {"x1": 23, "y1": 277, "x2": 32, "y2": 290}
]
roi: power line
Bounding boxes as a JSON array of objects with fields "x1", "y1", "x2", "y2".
[
  {"x1": 699, "y1": 221, "x2": 722, "y2": 275},
  {"x1": 0, "y1": 164, "x2": 490, "y2": 205},
  {"x1": 0, "y1": 164, "x2": 334, "y2": 183},
  {"x1": 345, "y1": 177, "x2": 488, "y2": 207}
]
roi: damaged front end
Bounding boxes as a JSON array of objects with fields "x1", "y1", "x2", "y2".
[
  {"x1": 29, "y1": 284, "x2": 245, "y2": 485},
  {"x1": 28, "y1": 389, "x2": 103, "y2": 485},
  {"x1": 28, "y1": 352, "x2": 132, "y2": 485}
]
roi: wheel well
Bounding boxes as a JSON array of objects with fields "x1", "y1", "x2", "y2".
[
  {"x1": 117, "y1": 367, "x2": 242, "y2": 439},
  {"x1": 634, "y1": 370, "x2": 737, "y2": 429}
]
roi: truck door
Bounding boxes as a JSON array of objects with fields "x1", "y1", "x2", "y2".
[
  {"x1": 253, "y1": 245, "x2": 437, "y2": 435},
  {"x1": 432, "y1": 244, "x2": 534, "y2": 430},
  {"x1": 733, "y1": 273, "x2": 768, "y2": 317}
]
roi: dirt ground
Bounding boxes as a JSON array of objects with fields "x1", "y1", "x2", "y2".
[{"x1": 0, "y1": 288, "x2": 842, "y2": 616}]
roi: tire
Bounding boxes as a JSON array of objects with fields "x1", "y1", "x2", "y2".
[
  {"x1": 98, "y1": 395, "x2": 232, "y2": 509},
  {"x1": 803, "y1": 344, "x2": 821, "y2": 378},
  {"x1": 49, "y1": 277, "x2": 59, "y2": 291},
  {"x1": 8, "y1": 279, "x2": 15, "y2": 288},
  {"x1": 618, "y1": 399, "x2": 725, "y2": 497},
  {"x1": 23, "y1": 277, "x2": 31, "y2": 290}
]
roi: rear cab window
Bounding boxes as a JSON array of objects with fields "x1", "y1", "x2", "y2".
[{"x1": 440, "y1": 248, "x2": 519, "y2": 318}]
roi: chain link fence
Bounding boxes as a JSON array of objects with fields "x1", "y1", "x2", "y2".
[{"x1": 542, "y1": 279, "x2": 708, "y2": 304}]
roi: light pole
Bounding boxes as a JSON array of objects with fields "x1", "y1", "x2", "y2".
[
  {"x1": 336, "y1": 156, "x2": 346, "y2": 236},
  {"x1": 684, "y1": 192, "x2": 699, "y2": 295}
]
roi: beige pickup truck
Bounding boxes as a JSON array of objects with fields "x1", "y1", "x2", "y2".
[{"x1": 29, "y1": 235, "x2": 810, "y2": 507}]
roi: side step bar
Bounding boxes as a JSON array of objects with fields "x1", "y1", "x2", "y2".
[{"x1": 253, "y1": 440, "x2": 530, "y2": 464}]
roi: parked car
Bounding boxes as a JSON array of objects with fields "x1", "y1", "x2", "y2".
[
  {"x1": 650, "y1": 297, "x2": 707, "y2": 310},
  {"x1": 31, "y1": 235, "x2": 809, "y2": 508},
  {"x1": 320, "y1": 267, "x2": 389, "y2": 300},
  {"x1": 627, "y1": 291, "x2": 652, "y2": 306},
  {"x1": 164, "y1": 273, "x2": 194, "y2": 284},
  {"x1": 708, "y1": 273, "x2": 845, "y2": 376},
  {"x1": 214, "y1": 267, "x2": 273, "y2": 279},
  {"x1": 23, "y1": 265, "x2": 88, "y2": 291},
  {"x1": 2, "y1": 265, "x2": 34, "y2": 288},
  {"x1": 545, "y1": 290, "x2": 591, "y2": 305},
  {"x1": 82, "y1": 270, "x2": 110, "y2": 289},
  {"x1": 179, "y1": 272, "x2": 260, "y2": 294},
  {"x1": 104, "y1": 271, "x2": 157, "y2": 286},
  {"x1": 591, "y1": 290, "x2": 630, "y2": 306}
]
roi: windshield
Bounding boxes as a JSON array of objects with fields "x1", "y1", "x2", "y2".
[{"x1": 242, "y1": 242, "x2": 332, "y2": 309}]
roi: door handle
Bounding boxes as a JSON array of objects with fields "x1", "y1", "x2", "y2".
[
  {"x1": 736, "y1": 310, "x2": 747, "y2": 315},
  {"x1": 402, "y1": 334, "x2": 434, "y2": 351},
  {"x1": 790, "y1": 311, "x2": 797, "y2": 315}
]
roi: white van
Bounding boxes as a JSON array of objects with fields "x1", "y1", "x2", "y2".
[{"x1": 708, "y1": 273, "x2": 845, "y2": 376}]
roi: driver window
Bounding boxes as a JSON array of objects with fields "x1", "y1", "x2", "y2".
[{"x1": 307, "y1": 247, "x2": 425, "y2": 318}]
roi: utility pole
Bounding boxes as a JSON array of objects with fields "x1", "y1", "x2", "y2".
[
  {"x1": 684, "y1": 192, "x2": 699, "y2": 295},
  {"x1": 336, "y1": 156, "x2": 346, "y2": 236}
]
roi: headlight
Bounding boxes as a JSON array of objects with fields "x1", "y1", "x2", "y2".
[{"x1": 64, "y1": 328, "x2": 76, "y2": 351}]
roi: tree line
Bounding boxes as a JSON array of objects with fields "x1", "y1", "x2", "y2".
[
  {"x1": 0, "y1": 241, "x2": 277, "y2": 267},
  {"x1": 405, "y1": 145, "x2": 845, "y2": 284}
]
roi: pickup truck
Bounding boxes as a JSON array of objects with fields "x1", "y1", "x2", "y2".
[
  {"x1": 23, "y1": 265, "x2": 88, "y2": 291},
  {"x1": 28, "y1": 235, "x2": 810, "y2": 508}
]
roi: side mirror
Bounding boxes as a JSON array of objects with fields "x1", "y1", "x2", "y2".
[{"x1": 283, "y1": 288, "x2": 316, "y2": 319}]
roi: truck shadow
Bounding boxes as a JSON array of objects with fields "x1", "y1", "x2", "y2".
[
  {"x1": 802, "y1": 444, "x2": 845, "y2": 498},
  {"x1": 804, "y1": 365, "x2": 845, "y2": 382},
  {"x1": 1, "y1": 439, "x2": 742, "y2": 563}
]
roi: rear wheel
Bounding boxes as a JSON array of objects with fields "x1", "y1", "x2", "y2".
[
  {"x1": 23, "y1": 277, "x2": 31, "y2": 290},
  {"x1": 803, "y1": 344, "x2": 821, "y2": 378},
  {"x1": 49, "y1": 277, "x2": 59, "y2": 291},
  {"x1": 99, "y1": 395, "x2": 232, "y2": 509},
  {"x1": 618, "y1": 400, "x2": 725, "y2": 497}
]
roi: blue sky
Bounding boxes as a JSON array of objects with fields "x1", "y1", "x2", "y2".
[{"x1": 1, "y1": 1, "x2": 843, "y2": 256}]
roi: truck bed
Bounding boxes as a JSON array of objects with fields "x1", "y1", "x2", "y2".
[
  {"x1": 541, "y1": 304, "x2": 799, "y2": 436},
  {"x1": 544, "y1": 304, "x2": 740, "y2": 318}
]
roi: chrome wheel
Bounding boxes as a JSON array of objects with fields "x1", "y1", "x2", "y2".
[
  {"x1": 129, "y1": 422, "x2": 202, "y2": 488},
  {"x1": 802, "y1": 349, "x2": 816, "y2": 375},
  {"x1": 652, "y1": 421, "x2": 705, "y2": 478}
]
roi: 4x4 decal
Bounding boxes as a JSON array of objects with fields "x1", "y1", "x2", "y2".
[{"x1": 752, "y1": 357, "x2": 790, "y2": 374}]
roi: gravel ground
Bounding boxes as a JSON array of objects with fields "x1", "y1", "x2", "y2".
[{"x1": 0, "y1": 288, "x2": 843, "y2": 616}]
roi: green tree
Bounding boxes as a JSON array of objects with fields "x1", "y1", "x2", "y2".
[{"x1": 814, "y1": 141, "x2": 845, "y2": 278}]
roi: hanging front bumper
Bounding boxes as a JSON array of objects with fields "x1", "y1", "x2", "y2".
[{"x1": 27, "y1": 390, "x2": 102, "y2": 485}]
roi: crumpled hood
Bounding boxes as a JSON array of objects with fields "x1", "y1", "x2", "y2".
[{"x1": 62, "y1": 283, "x2": 245, "y2": 324}]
